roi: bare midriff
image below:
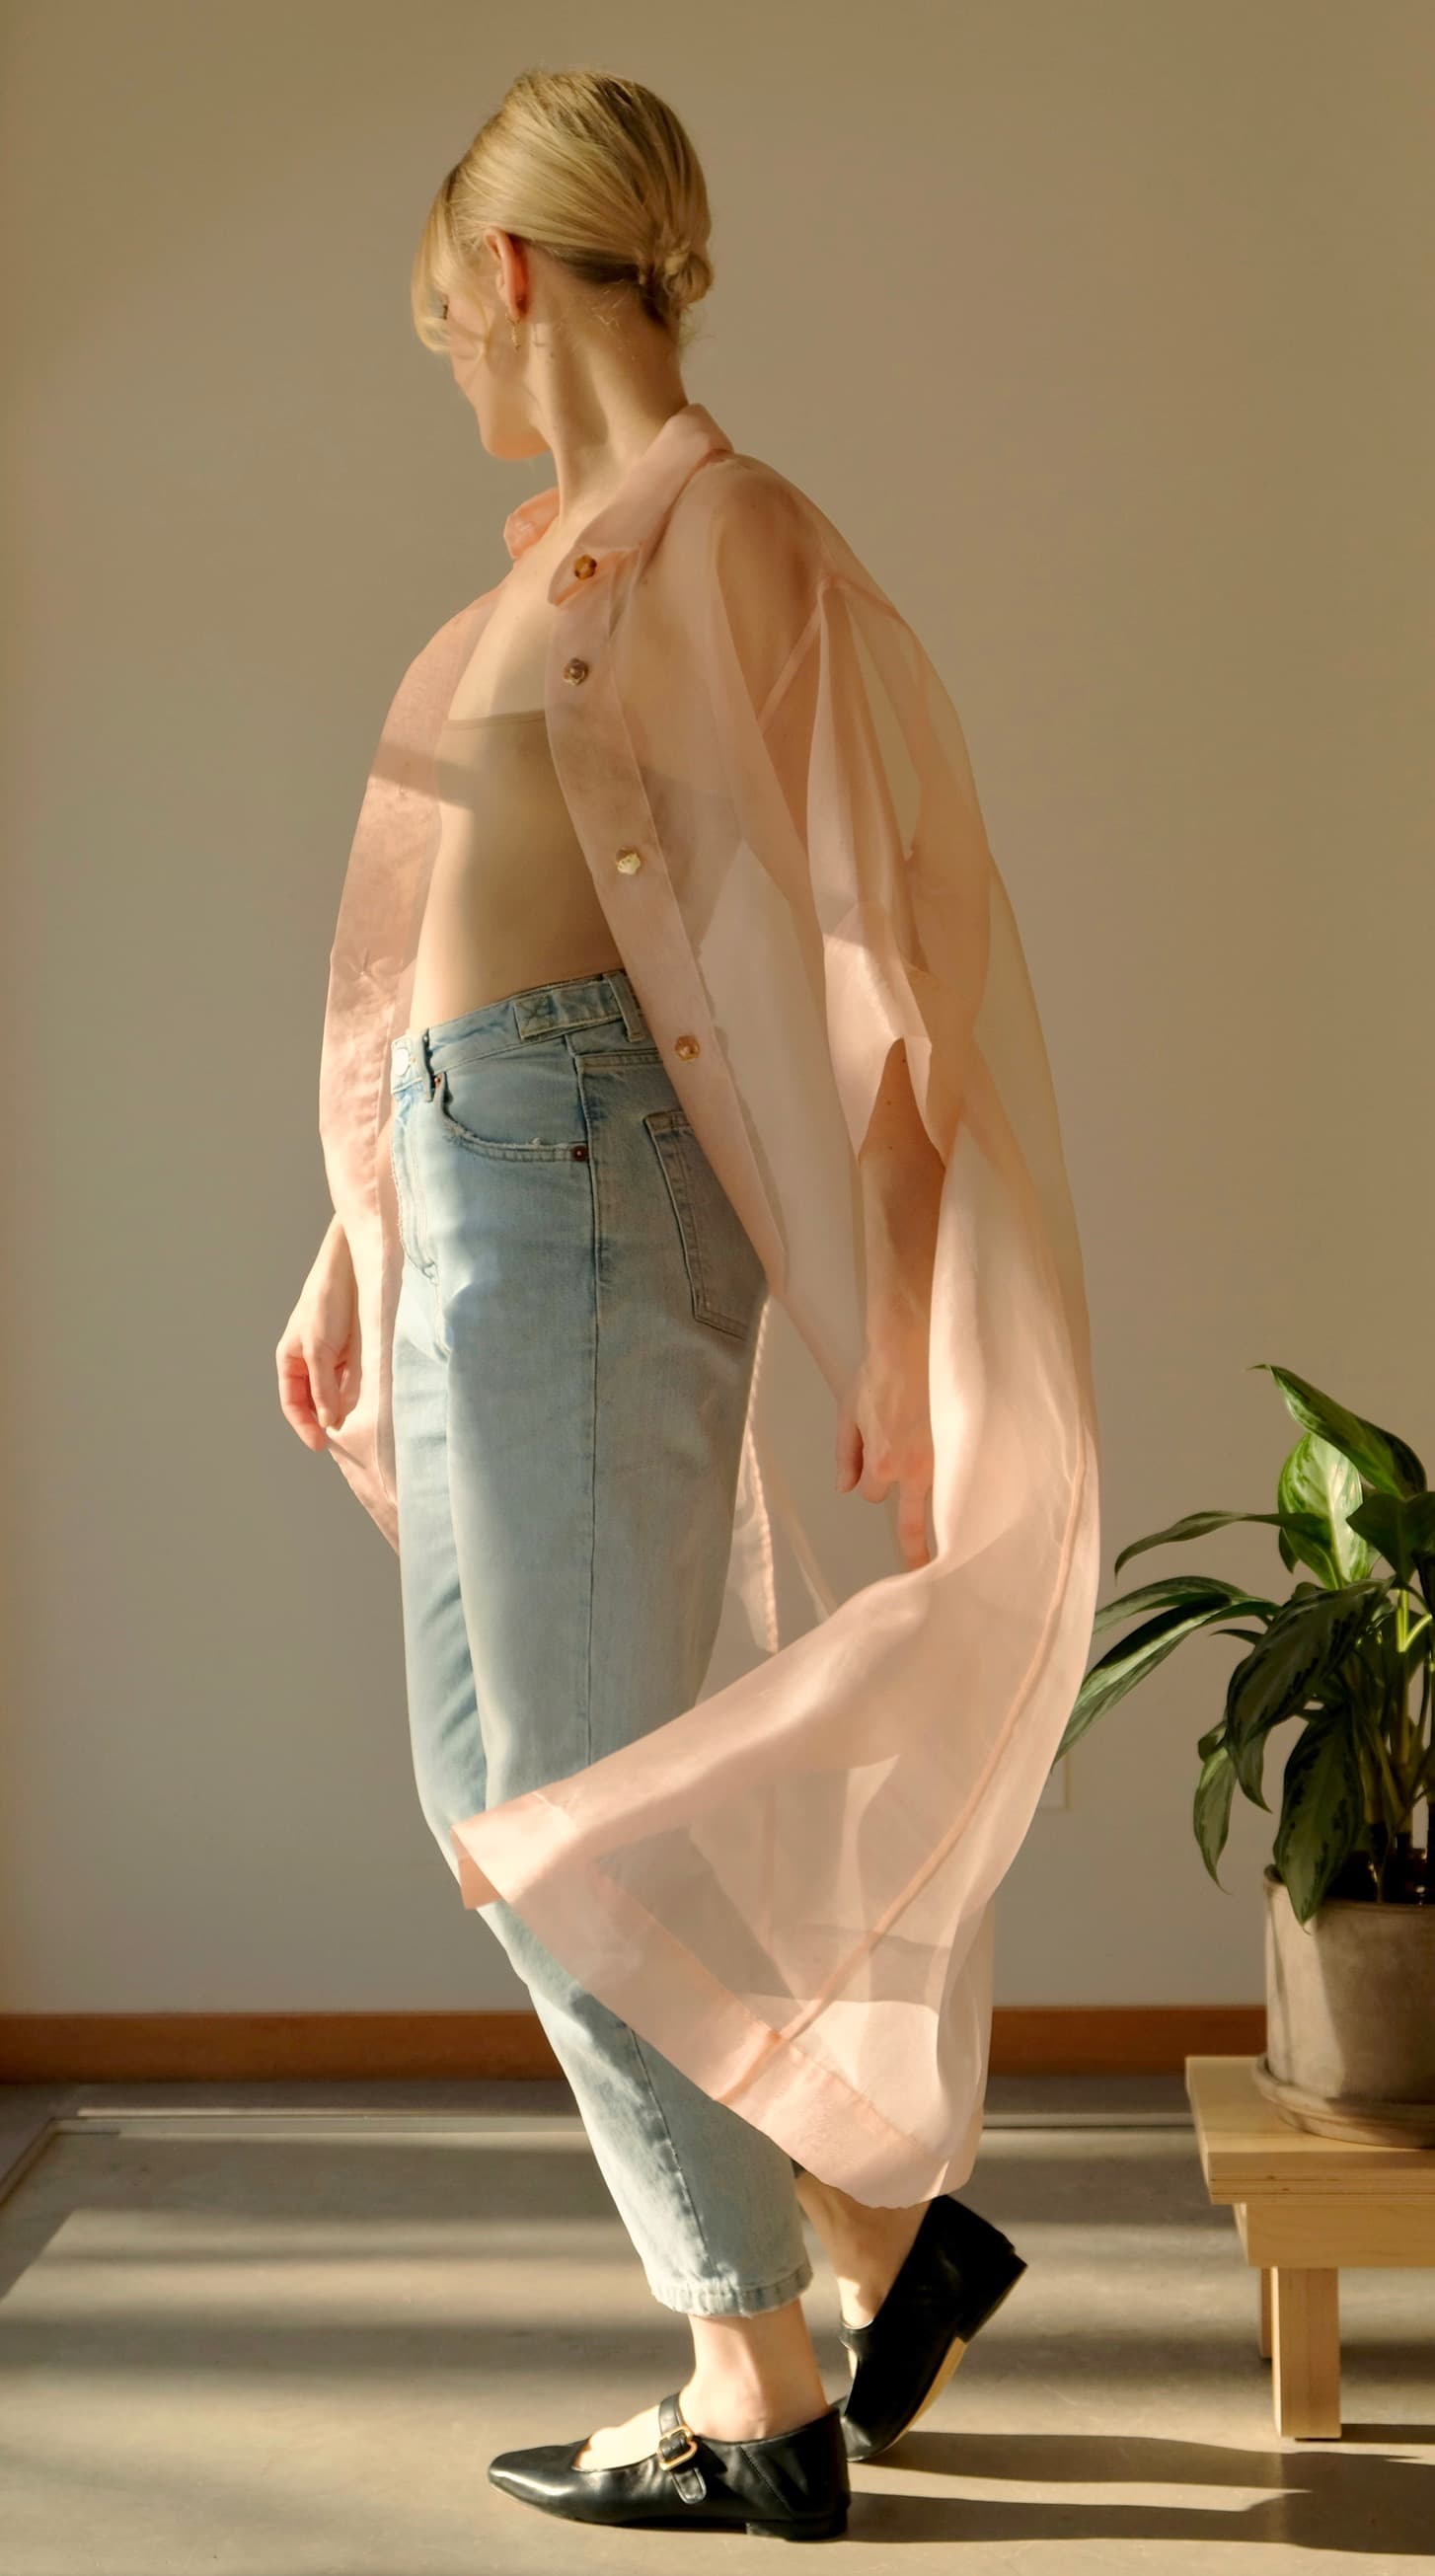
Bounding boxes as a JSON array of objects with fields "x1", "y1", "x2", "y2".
[{"x1": 407, "y1": 706, "x2": 625, "y2": 1031}]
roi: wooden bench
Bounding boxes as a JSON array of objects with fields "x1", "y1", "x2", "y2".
[{"x1": 1185, "y1": 2055, "x2": 1435, "y2": 2438}]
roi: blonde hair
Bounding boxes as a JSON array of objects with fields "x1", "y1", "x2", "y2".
[{"x1": 411, "y1": 68, "x2": 714, "y2": 354}]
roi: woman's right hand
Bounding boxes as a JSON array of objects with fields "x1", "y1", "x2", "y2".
[{"x1": 276, "y1": 1214, "x2": 359, "y2": 1452}]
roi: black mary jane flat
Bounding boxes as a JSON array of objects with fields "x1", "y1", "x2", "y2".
[
  {"x1": 489, "y1": 2388, "x2": 850, "y2": 2541},
  {"x1": 840, "y1": 2192, "x2": 1027, "y2": 2462}
]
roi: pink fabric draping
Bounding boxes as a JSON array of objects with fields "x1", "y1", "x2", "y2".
[{"x1": 318, "y1": 403, "x2": 1101, "y2": 2202}]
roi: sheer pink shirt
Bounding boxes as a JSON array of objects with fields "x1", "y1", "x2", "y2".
[{"x1": 317, "y1": 402, "x2": 1101, "y2": 2201}]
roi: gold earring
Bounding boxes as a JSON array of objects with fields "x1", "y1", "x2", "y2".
[{"x1": 508, "y1": 311, "x2": 523, "y2": 350}]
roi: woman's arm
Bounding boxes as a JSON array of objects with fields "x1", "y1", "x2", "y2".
[
  {"x1": 858, "y1": 1037, "x2": 944, "y2": 1322},
  {"x1": 837, "y1": 1039, "x2": 944, "y2": 1570}
]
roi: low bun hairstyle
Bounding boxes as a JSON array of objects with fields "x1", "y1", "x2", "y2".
[{"x1": 412, "y1": 67, "x2": 715, "y2": 351}]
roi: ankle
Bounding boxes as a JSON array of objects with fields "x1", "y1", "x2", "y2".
[
  {"x1": 683, "y1": 2294, "x2": 828, "y2": 2444},
  {"x1": 680, "y1": 2364, "x2": 827, "y2": 2446},
  {"x1": 797, "y1": 2179, "x2": 930, "y2": 2327}
]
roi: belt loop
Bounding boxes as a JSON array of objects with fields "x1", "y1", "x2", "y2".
[
  {"x1": 613, "y1": 971, "x2": 648, "y2": 1045},
  {"x1": 418, "y1": 1025, "x2": 438, "y2": 1099}
]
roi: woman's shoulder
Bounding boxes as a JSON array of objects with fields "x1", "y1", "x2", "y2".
[
  {"x1": 680, "y1": 444, "x2": 828, "y2": 556},
  {"x1": 673, "y1": 441, "x2": 891, "y2": 616}
]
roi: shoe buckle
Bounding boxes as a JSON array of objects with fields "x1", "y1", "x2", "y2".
[{"x1": 657, "y1": 2422, "x2": 700, "y2": 2472}]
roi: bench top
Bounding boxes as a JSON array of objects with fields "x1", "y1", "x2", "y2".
[{"x1": 1186, "y1": 2056, "x2": 1435, "y2": 2199}]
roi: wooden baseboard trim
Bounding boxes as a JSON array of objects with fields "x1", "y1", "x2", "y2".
[
  {"x1": 988, "y1": 2006, "x2": 1265, "y2": 2074},
  {"x1": 0, "y1": 2006, "x2": 1265, "y2": 2086}
]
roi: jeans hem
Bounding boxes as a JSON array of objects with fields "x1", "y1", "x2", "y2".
[{"x1": 642, "y1": 2253, "x2": 814, "y2": 2319}]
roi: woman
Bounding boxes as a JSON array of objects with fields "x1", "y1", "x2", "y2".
[{"x1": 277, "y1": 67, "x2": 1099, "y2": 2545}]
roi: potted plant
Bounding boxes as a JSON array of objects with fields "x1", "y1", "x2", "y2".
[{"x1": 1053, "y1": 1363, "x2": 1435, "y2": 2144}]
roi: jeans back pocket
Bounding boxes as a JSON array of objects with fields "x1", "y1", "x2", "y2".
[{"x1": 642, "y1": 1106, "x2": 766, "y2": 1339}]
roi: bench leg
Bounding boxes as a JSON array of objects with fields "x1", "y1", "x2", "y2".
[
  {"x1": 1257, "y1": 2266, "x2": 1271, "y2": 2360},
  {"x1": 1270, "y1": 2266, "x2": 1340, "y2": 2438}
]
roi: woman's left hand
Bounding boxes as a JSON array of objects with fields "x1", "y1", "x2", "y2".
[{"x1": 835, "y1": 1287, "x2": 936, "y2": 1570}]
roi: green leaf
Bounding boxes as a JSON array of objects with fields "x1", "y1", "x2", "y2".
[
  {"x1": 1272, "y1": 1719, "x2": 1365, "y2": 1922},
  {"x1": 1253, "y1": 1364, "x2": 1426, "y2": 1499},
  {"x1": 1112, "y1": 1508, "x2": 1329, "y2": 1579},
  {"x1": 1347, "y1": 1487, "x2": 1435, "y2": 1585},
  {"x1": 1224, "y1": 1582, "x2": 1383, "y2": 1806},
  {"x1": 1091, "y1": 1574, "x2": 1276, "y2": 1635},
  {"x1": 1054, "y1": 1590, "x2": 1279, "y2": 1761},
  {"x1": 1277, "y1": 1434, "x2": 1373, "y2": 1588},
  {"x1": 1193, "y1": 1738, "x2": 1238, "y2": 1886}
]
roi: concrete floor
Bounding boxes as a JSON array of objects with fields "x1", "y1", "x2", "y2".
[{"x1": 0, "y1": 2076, "x2": 1430, "y2": 2572}]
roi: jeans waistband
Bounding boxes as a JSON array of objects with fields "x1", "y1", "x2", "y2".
[{"x1": 391, "y1": 966, "x2": 651, "y2": 1097}]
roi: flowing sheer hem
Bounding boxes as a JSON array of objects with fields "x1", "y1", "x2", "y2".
[{"x1": 448, "y1": 1792, "x2": 985, "y2": 2207}]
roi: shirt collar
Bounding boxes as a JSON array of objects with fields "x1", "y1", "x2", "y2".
[{"x1": 500, "y1": 401, "x2": 733, "y2": 604}]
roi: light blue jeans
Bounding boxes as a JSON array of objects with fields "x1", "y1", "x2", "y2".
[{"x1": 387, "y1": 965, "x2": 813, "y2": 2317}]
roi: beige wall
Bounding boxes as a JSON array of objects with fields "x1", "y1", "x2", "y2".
[{"x1": 3, "y1": 1, "x2": 1429, "y2": 2016}]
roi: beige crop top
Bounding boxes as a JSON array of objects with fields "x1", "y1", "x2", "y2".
[{"x1": 407, "y1": 707, "x2": 625, "y2": 1030}]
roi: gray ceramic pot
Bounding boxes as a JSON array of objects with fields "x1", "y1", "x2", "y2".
[{"x1": 1255, "y1": 1861, "x2": 1435, "y2": 2145}]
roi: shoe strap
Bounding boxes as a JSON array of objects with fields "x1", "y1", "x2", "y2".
[{"x1": 655, "y1": 2391, "x2": 707, "y2": 2504}]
